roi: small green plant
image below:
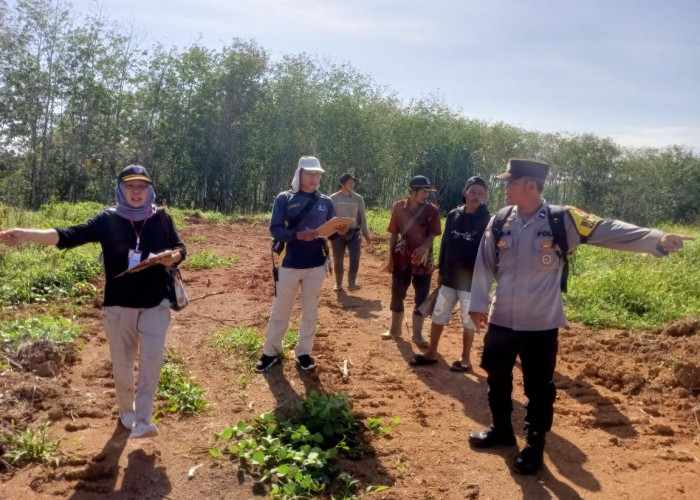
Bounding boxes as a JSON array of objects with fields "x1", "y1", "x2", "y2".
[
  {"x1": 210, "y1": 391, "x2": 388, "y2": 499},
  {"x1": 0, "y1": 315, "x2": 80, "y2": 352},
  {"x1": 155, "y1": 350, "x2": 208, "y2": 417},
  {"x1": 2, "y1": 422, "x2": 62, "y2": 466},
  {"x1": 186, "y1": 249, "x2": 238, "y2": 270},
  {"x1": 395, "y1": 460, "x2": 408, "y2": 473},
  {"x1": 283, "y1": 328, "x2": 299, "y2": 354},
  {"x1": 366, "y1": 417, "x2": 400, "y2": 435}
]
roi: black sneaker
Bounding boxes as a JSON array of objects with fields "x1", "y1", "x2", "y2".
[
  {"x1": 295, "y1": 354, "x2": 316, "y2": 371},
  {"x1": 255, "y1": 354, "x2": 279, "y2": 373}
]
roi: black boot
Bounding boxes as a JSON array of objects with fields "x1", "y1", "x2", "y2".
[
  {"x1": 469, "y1": 424, "x2": 516, "y2": 448},
  {"x1": 514, "y1": 430, "x2": 546, "y2": 475}
]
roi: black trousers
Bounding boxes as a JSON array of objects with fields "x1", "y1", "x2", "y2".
[
  {"x1": 480, "y1": 323, "x2": 558, "y2": 432},
  {"x1": 389, "y1": 265, "x2": 432, "y2": 315}
]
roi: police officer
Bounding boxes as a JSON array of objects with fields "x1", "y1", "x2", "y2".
[{"x1": 467, "y1": 159, "x2": 695, "y2": 475}]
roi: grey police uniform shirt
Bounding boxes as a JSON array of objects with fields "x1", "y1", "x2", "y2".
[{"x1": 469, "y1": 201, "x2": 665, "y2": 331}]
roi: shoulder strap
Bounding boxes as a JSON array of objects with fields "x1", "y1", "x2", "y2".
[
  {"x1": 492, "y1": 206, "x2": 514, "y2": 255},
  {"x1": 548, "y1": 205, "x2": 570, "y2": 293},
  {"x1": 399, "y1": 202, "x2": 428, "y2": 237},
  {"x1": 286, "y1": 191, "x2": 321, "y2": 230},
  {"x1": 492, "y1": 205, "x2": 570, "y2": 292}
]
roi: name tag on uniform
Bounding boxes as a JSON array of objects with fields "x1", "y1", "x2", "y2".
[{"x1": 127, "y1": 249, "x2": 142, "y2": 270}]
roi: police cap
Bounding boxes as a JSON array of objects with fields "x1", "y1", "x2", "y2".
[{"x1": 496, "y1": 159, "x2": 549, "y2": 181}]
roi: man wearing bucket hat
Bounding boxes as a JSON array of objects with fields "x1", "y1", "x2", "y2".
[
  {"x1": 255, "y1": 156, "x2": 348, "y2": 373},
  {"x1": 381, "y1": 175, "x2": 442, "y2": 347},
  {"x1": 467, "y1": 158, "x2": 695, "y2": 475},
  {"x1": 329, "y1": 173, "x2": 371, "y2": 292}
]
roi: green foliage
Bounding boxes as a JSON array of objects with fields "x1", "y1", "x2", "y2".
[
  {"x1": 565, "y1": 228, "x2": 700, "y2": 329},
  {"x1": 156, "y1": 350, "x2": 209, "y2": 417},
  {"x1": 210, "y1": 391, "x2": 387, "y2": 499},
  {"x1": 212, "y1": 326, "x2": 264, "y2": 371},
  {"x1": 185, "y1": 249, "x2": 239, "y2": 270},
  {"x1": 0, "y1": 203, "x2": 104, "y2": 306},
  {"x1": 366, "y1": 417, "x2": 400, "y2": 435},
  {"x1": 212, "y1": 326, "x2": 298, "y2": 372},
  {"x1": 1, "y1": 422, "x2": 62, "y2": 466},
  {"x1": 0, "y1": 315, "x2": 81, "y2": 352},
  {"x1": 2, "y1": 2, "x2": 698, "y2": 221}
]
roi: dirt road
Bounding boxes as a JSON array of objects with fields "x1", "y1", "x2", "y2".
[{"x1": 1, "y1": 216, "x2": 698, "y2": 499}]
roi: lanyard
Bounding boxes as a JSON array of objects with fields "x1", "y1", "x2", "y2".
[{"x1": 129, "y1": 213, "x2": 150, "y2": 251}]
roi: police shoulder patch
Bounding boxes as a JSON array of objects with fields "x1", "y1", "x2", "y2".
[{"x1": 566, "y1": 205, "x2": 602, "y2": 237}]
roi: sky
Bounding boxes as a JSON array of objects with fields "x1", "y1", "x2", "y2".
[{"x1": 68, "y1": 0, "x2": 700, "y2": 152}]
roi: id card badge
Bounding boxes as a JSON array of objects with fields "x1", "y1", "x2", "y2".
[{"x1": 127, "y1": 249, "x2": 142, "y2": 270}]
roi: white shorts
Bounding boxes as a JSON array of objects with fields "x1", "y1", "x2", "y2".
[{"x1": 431, "y1": 285, "x2": 475, "y2": 329}]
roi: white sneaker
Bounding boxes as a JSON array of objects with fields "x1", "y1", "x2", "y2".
[
  {"x1": 119, "y1": 411, "x2": 135, "y2": 430},
  {"x1": 130, "y1": 421, "x2": 158, "y2": 439}
]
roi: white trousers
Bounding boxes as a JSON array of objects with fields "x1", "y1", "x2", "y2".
[
  {"x1": 102, "y1": 298, "x2": 171, "y2": 425},
  {"x1": 263, "y1": 265, "x2": 326, "y2": 357}
]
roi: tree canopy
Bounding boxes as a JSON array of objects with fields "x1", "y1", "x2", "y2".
[{"x1": 1, "y1": 0, "x2": 698, "y2": 226}]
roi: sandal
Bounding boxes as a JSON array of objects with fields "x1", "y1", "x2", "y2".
[
  {"x1": 450, "y1": 360, "x2": 472, "y2": 372},
  {"x1": 409, "y1": 354, "x2": 438, "y2": 366}
]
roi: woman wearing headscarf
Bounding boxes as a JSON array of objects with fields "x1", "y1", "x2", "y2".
[{"x1": 0, "y1": 165, "x2": 186, "y2": 439}]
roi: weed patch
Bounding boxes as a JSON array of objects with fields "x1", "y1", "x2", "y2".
[
  {"x1": 1, "y1": 422, "x2": 61, "y2": 467},
  {"x1": 156, "y1": 349, "x2": 208, "y2": 417},
  {"x1": 0, "y1": 315, "x2": 80, "y2": 353},
  {"x1": 186, "y1": 249, "x2": 239, "y2": 269},
  {"x1": 210, "y1": 391, "x2": 388, "y2": 499}
]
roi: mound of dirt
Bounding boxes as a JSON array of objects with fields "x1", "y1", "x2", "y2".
[{"x1": 15, "y1": 340, "x2": 79, "y2": 378}]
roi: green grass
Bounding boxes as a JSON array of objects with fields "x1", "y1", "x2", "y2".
[
  {"x1": 564, "y1": 224, "x2": 700, "y2": 329},
  {"x1": 185, "y1": 249, "x2": 239, "y2": 270},
  {"x1": 0, "y1": 315, "x2": 81, "y2": 353},
  {"x1": 0, "y1": 202, "x2": 106, "y2": 306},
  {"x1": 1, "y1": 422, "x2": 62, "y2": 466},
  {"x1": 155, "y1": 349, "x2": 209, "y2": 417},
  {"x1": 211, "y1": 326, "x2": 300, "y2": 372}
]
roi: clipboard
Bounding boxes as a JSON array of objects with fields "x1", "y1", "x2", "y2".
[
  {"x1": 316, "y1": 217, "x2": 355, "y2": 237},
  {"x1": 114, "y1": 255, "x2": 165, "y2": 278}
]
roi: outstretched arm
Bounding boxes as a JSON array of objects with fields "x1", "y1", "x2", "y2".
[
  {"x1": 657, "y1": 233, "x2": 695, "y2": 255},
  {"x1": 0, "y1": 228, "x2": 59, "y2": 247}
]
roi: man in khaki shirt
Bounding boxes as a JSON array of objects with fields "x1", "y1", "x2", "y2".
[{"x1": 329, "y1": 173, "x2": 371, "y2": 292}]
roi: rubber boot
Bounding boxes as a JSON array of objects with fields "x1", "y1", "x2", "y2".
[
  {"x1": 334, "y1": 269, "x2": 344, "y2": 292},
  {"x1": 411, "y1": 314, "x2": 429, "y2": 347},
  {"x1": 381, "y1": 311, "x2": 404, "y2": 339},
  {"x1": 514, "y1": 430, "x2": 546, "y2": 474}
]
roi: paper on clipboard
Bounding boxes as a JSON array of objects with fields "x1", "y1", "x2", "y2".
[
  {"x1": 114, "y1": 255, "x2": 165, "y2": 278},
  {"x1": 316, "y1": 217, "x2": 355, "y2": 237}
]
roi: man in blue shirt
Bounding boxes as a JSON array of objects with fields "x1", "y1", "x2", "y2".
[{"x1": 256, "y1": 156, "x2": 347, "y2": 372}]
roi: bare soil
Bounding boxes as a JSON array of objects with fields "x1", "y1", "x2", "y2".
[{"x1": 1, "y1": 217, "x2": 699, "y2": 499}]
